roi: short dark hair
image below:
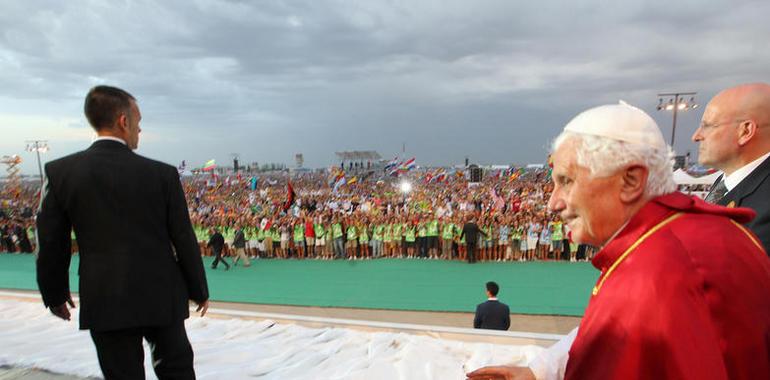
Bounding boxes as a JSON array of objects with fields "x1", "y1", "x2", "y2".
[
  {"x1": 84, "y1": 85, "x2": 135, "y2": 130},
  {"x1": 486, "y1": 281, "x2": 499, "y2": 296}
]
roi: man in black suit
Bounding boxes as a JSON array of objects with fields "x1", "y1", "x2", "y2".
[
  {"x1": 208, "y1": 227, "x2": 229, "y2": 270},
  {"x1": 460, "y1": 215, "x2": 486, "y2": 263},
  {"x1": 695, "y1": 83, "x2": 770, "y2": 254},
  {"x1": 473, "y1": 281, "x2": 510, "y2": 331},
  {"x1": 36, "y1": 86, "x2": 209, "y2": 379}
]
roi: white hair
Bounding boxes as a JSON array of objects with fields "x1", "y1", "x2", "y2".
[{"x1": 552, "y1": 131, "x2": 677, "y2": 197}]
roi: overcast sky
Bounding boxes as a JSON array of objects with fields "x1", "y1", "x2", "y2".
[{"x1": 2, "y1": 0, "x2": 769, "y2": 174}]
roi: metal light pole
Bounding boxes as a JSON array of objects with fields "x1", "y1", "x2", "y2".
[
  {"x1": 656, "y1": 92, "x2": 698, "y2": 147},
  {"x1": 25, "y1": 140, "x2": 49, "y2": 185}
]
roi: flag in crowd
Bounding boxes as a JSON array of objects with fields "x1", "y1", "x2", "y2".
[
  {"x1": 282, "y1": 181, "x2": 296, "y2": 212},
  {"x1": 434, "y1": 169, "x2": 447, "y2": 183},
  {"x1": 384, "y1": 157, "x2": 399, "y2": 171},
  {"x1": 332, "y1": 175, "x2": 346, "y2": 193},
  {"x1": 489, "y1": 187, "x2": 505, "y2": 211},
  {"x1": 202, "y1": 159, "x2": 216, "y2": 171},
  {"x1": 400, "y1": 157, "x2": 416, "y2": 171},
  {"x1": 508, "y1": 167, "x2": 525, "y2": 183},
  {"x1": 423, "y1": 168, "x2": 447, "y2": 184},
  {"x1": 387, "y1": 157, "x2": 417, "y2": 176}
]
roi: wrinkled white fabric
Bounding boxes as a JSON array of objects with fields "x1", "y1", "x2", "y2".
[{"x1": 0, "y1": 300, "x2": 544, "y2": 380}]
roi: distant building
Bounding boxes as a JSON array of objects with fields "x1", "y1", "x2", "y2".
[{"x1": 335, "y1": 151, "x2": 382, "y2": 172}]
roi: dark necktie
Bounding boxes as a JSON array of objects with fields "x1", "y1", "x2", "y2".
[{"x1": 705, "y1": 179, "x2": 728, "y2": 204}]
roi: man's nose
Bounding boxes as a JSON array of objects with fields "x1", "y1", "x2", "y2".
[
  {"x1": 691, "y1": 126, "x2": 702, "y2": 142},
  {"x1": 547, "y1": 192, "x2": 565, "y2": 212}
]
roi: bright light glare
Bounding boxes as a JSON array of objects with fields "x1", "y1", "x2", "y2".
[{"x1": 400, "y1": 181, "x2": 412, "y2": 193}]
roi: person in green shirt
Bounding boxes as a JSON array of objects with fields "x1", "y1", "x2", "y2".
[
  {"x1": 380, "y1": 218, "x2": 391, "y2": 258},
  {"x1": 404, "y1": 221, "x2": 417, "y2": 258},
  {"x1": 331, "y1": 217, "x2": 345, "y2": 259},
  {"x1": 393, "y1": 221, "x2": 401, "y2": 257},
  {"x1": 549, "y1": 218, "x2": 565, "y2": 260},
  {"x1": 512, "y1": 219, "x2": 525, "y2": 261},
  {"x1": 27, "y1": 226, "x2": 37, "y2": 252},
  {"x1": 416, "y1": 219, "x2": 428, "y2": 259},
  {"x1": 243, "y1": 225, "x2": 254, "y2": 258},
  {"x1": 495, "y1": 216, "x2": 509, "y2": 262},
  {"x1": 426, "y1": 217, "x2": 440, "y2": 259},
  {"x1": 293, "y1": 220, "x2": 305, "y2": 259},
  {"x1": 313, "y1": 217, "x2": 328, "y2": 259},
  {"x1": 263, "y1": 219, "x2": 274, "y2": 258},
  {"x1": 358, "y1": 219, "x2": 370, "y2": 259},
  {"x1": 222, "y1": 225, "x2": 234, "y2": 258},
  {"x1": 387, "y1": 215, "x2": 403, "y2": 257},
  {"x1": 481, "y1": 218, "x2": 495, "y2": 261},
  {"x1": 201, "y1": 224, "x2": 213, "y2": 256},
  {"x1": 452, "y1": 215, "x2": 465, "y2": 261},
  {"x1": 345, "y1": 217, "x2": 358, "y2": 259},
  {"x1": 440, "y1": 217, "x2": 456, "y2": 260},
  {"x1": 371, "y1": 217, "x2": 385, "y2": 258},
  {"x1": 271, "y1": 224, "x2": 282, "y2": 259},
  {"x1": 255, "y1": 225, "x2": 265, "y2": 258}
]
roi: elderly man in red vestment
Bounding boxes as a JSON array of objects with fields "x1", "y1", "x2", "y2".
[{"x1": 468, "y1": 102, "x2": 770, "y2": 380}]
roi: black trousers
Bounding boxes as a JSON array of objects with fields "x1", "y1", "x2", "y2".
[
  {"x1": 467, "y1": 242, "x2": 477, "y2": 263},
  {"x1": 211, "y1": 248, "x2": 229, "y2": 269},
  {"x1": 90, "y1": 320, "x2": 195, "y2": 380},
  {"x1": 417, "y1": 237, "x2": 427, "y2": 257}
]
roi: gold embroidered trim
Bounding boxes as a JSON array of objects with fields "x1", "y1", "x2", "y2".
[
  {"x1": 592, "y1": 212, "x2": 684, "y2": 296},
  {"x1": 730, "y1": 220, "x2": 765, "y2": 253}
]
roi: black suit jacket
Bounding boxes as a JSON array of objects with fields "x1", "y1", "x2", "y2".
[
  {"x1": 473, "y1": 299, "x2": 511, "y2": 331},
  {"x1": 207, "y1": 232, "x2": 225, "y2": 253},
  {"x1": 36, "y1": 140, "x2": 209, "y2": 332},
  {"x1": 460, "y1": 222, "x2": 485, "y2": 244},
  {"x1": 715, "y1": 156, "x2": 770, "y2": 255}
]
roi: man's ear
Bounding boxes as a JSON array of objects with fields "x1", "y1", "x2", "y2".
[
  {"x1": 117, "y1": 112, "x2": 129, "y2": 132},
  {"x1": 737, "y1": 120, "x2": 757, "y2": 146},
  {"x1": 619, "y1": 165, "x2": 648, "y2": 203}
]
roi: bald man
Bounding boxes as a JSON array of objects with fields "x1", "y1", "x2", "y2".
[{"x1": 693, "y1": 82, "x2": 770, "y2": 254}]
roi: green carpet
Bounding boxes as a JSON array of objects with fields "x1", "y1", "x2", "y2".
[{"x1": 0, "y1": 254, "x2": 599, "y2": 316}]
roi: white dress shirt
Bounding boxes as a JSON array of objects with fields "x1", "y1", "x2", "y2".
[
  {"x1": 724, "y1": 152, "x2": 770, "y2": 192},
  {"x1": 528, "y1": 327, "x2": 578, "y2": 380},
  {"x1": 93, "y1": 136, "x2": 127, "y2": 145}
]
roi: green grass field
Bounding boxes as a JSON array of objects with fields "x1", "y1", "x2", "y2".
[{"x1": 0, "y1": 254, "x2": 599, "y2": 316}]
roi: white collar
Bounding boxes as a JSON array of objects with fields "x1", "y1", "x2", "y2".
[
  {"x1": 93, "y1": 136, "x2": 127, "y2": 145},
  {"x1": 487, "y1": 297, "x2": 498, "y2": 301},
  {"x1": 724, "y1": 152, "x2": 770, "y2": 192}
]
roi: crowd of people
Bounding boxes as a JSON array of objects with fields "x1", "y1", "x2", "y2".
[
  {"x1": 0, "y1": 182, "x2": 38, "y2": 253},
  {"x1": 2, "y1": 166, "x2": 603, "y2": 262},
  {"x1": 185, "y1": 167, "x2": 598, "y2": 264}
]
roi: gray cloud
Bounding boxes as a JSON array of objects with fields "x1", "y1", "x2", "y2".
[{"x1": 1, "y1": 0, "x2": 769, "y2": 174}]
